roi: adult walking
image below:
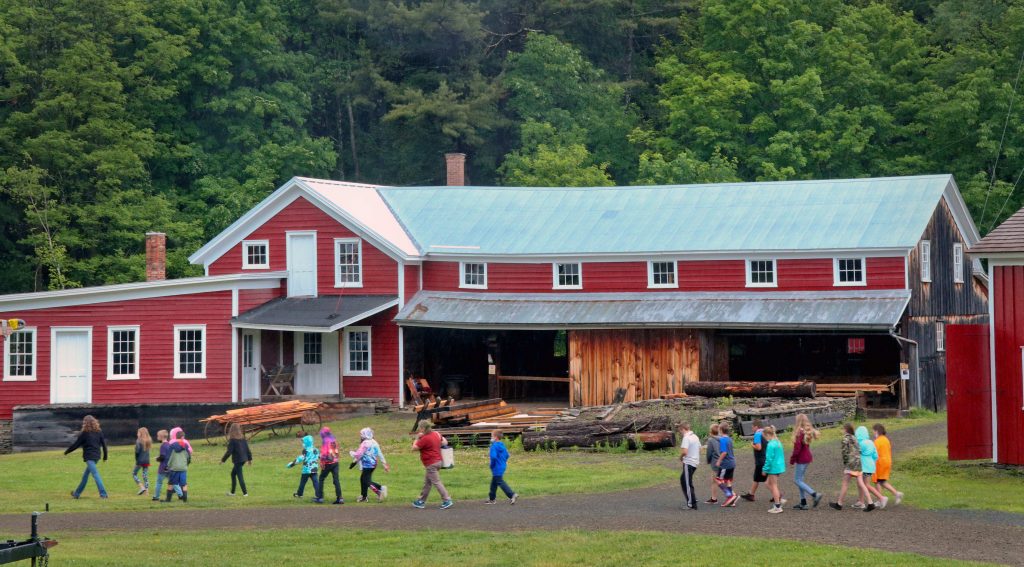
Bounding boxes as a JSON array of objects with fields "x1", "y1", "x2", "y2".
[
  {"x1": 411, "y1": 422, "x2": 453, "y2": 510},
  {"x1": 790, "y1": 413, "x2": 823, "y2": 510},
  {"x1": 65, "y1": 415, "x2": 109, "y2": 499},
  {"x1": 678, "y1": 422, "x2": 701, "y2": 510}
]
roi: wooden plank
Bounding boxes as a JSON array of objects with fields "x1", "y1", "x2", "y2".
[{"x1": 497, "y1": 375, "x2": 570, "y2": 383}]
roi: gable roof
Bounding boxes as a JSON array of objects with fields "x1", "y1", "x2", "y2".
[
  {"x1": 971, "y1": 206, "x2": 1024, "y2": 255},
  {"x1": 377, "y1": 175, "x2": 971, "y2": 257}
]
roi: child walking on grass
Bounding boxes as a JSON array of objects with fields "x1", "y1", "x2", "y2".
[
  {"x1": 856, "y1": 425, "x2": 887, "y2": 508},
  {"x1": 165, "y1": 427, "x2": 192, "y2": 503},
  {"x1": 133, "y1": 427, "x2": 152, "y2": 496},
  {"x1": 319, "y1": 427, "x2": 343, "y2": 504},
  {"x1": 65, "y1": 415, "x2": 108, "y2": 499},
  {"x1": 705, "y1": 423, "x2": 721, "y2": 504},
  {"x1": 152, "y1": 430, "x2": 170, "y2": 502},
  {"x1": 761, "y1": 426, "x2": 786, "y2": 514},
  {"x1": 714, "y1": 422, "x2": 738, "y2": 507},
  {"x1": 830, "y1": 423, "x2": 874, "y2": 512},
  {"x1": 287, "y1": 435, "x2": 322, "y2": 503},
  {"x1": 872, "y1": 424, "x2": 904, "y2": 505},
  {"x1": 221, "y1": 423, "x2": 252, "y2": 497},
  {"x1": 790, "y1": 413, "x2": 822, "y2": 510},
  {"x1": 487, "y1": 430, "x2": 518, "y2": 505},
  {"x1": 350, "y1": 427, "x2": 389, "y2": 503}
]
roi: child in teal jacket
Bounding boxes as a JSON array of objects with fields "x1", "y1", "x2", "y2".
[
  {"x1": 286, "y1": 435, "x2": 323, "y2": 503},
  {"x1": 761, "y1": 426, "x2": 786, "y2": 514},
  {"x1": 855, "y1": 426, "x2": 886, "y2": 507}
]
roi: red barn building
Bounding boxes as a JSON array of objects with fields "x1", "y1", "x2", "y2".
[
  {"x1": 957, "y1": 208, "x2": 1024, "y2": 465},
  {"x1": 0, "y1": 158, "x2": 989, "y2": 447}
]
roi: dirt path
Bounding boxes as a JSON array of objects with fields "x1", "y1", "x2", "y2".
[{"x1": 3, "y1": 421, "x2": 1022, "y2": 565}]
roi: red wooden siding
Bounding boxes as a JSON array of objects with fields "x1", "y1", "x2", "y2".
[
  {"x1": 0, "y1": 291, "x2": 234, "y2": 419},
  {"x1": 238, "y1": 287, "x2": 283, "y2": 313},
  {"x1": 404, "y1": 264, "x2": 421, "y2": 302},
  {"x1": 341, "y1": 307, "x2": 399, "y2": 401},
  {"x1": 992, "y1": 265, "x2": 1024, "y2": 465},
  {"x1": 208, "y1": 197, "x2": 398, "y2": 296},
  {"x1": 420, "y1": 257, "x2": 907, "y2": 293}
]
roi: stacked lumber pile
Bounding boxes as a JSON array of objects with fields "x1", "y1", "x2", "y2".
[
  {"x1": 522, "y1": 415, "x2": 675, "y2": 451},
  {"x1": 683, "y1": 380, "x2": 815, "y2": 398},
  {"x1": 815, "y1": 383, "x2": 894, "y2": 397},
  {"x1": 202, "y1": 400, "x2": 322, "y2": 426},
  {"x1": 430, "y1": 399, "x2": 564, "y2": 447}
]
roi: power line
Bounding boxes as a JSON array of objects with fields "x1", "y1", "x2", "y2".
[
  {"x1": 989, "y1": 162, "x2": 1024, "y2": 232},
  {"x1": 980, "y1": 47, "x2": 1024, "y2": 229}
]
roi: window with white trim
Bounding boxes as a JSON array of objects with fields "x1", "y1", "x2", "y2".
[
  {"x1": 459, "y1": 262, "x2": 487, "y2": 289},
  {"x1": 344, "y1": 327, "x2": 371, "y2": 376},
  {"x1": 647, "y1": 261, "x2": 678, "y2": 288},
  {"x1": 920, "y1": 240, "x2": 931, "y2": 282},
  {"x1": 553, "y1": 262, "x2": 582, "y2": 289},
  {"x1": 746, "y1": 259, "x2": 777, "y2": 287},
  {"x1": 334, "y1": 238, "x2": 363, "y2": 287},
  {"x1": 303, "y1": 332, "x2": 323, "y2": 364},
  {"x1": 4, "y1": 328, "x2": 36, "y2": 381},
  {"x1": 834, "y1": 258, "x2": 866, "y2": 286},
  {"x1": 107, "y1": 326, "x2": 139, "y2": 380},
  {"x1": 242, "y1": 240, "x2": 269, "y2": 269},
  {"x1": 174, "y1": 325, "x2": 206, "y2": 378},
  {"x1": 953, "y1": 243, "x2": 964, "y2": 284},
  {"x1": 936, "y1": 321, "x2": 945, "y2": 352}
]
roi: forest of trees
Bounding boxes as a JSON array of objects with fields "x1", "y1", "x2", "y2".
[{"x1": 2, "y1": 0, "x2": 1024, "y2": 292}]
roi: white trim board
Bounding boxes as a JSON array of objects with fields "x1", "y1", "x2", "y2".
[
  {"x1": 421, "y1": 248, "x2": 912, "y2": 263},
  {"x1": 0, "y1": 272, "x2": 286, "y2": 312}
]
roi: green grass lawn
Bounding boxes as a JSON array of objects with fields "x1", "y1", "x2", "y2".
[
  {"x1": 50, "y1": 528, "x2": 991, "y2": 566},
  {"x1": 889, "y1": 442, "x2": 1024, "y2": 514},
  {"x1": 0, "y1": 412, "x2": 677, "y2": 514}
]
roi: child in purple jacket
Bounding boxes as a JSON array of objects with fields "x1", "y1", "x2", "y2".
[{"x1": 152, "y1": 429, "x2": 171, "y2": 502}]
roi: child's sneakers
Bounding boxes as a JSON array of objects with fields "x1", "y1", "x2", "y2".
[
  {"x1": 864, "y1": 503, "x2": 876, "y2": 512},
  {"x1": 879, "y1": 496, "x2": 889, "y2": 509},
  {"x1": 768, "y1": 505, "x2": 783, "y2": 514},
  {"x1": 721, "y1": 494, "x2": 739, "y2": 507},
  {"x1": 226, "y1": 492, "x2": 235, "y2": 497},
  {"x1": 851, "y1": 502, "x2": 866, "y2": 509},
  {"x1": 293, "y1": 492, "x2": 301, "y2": 498},
  {"x1": 740, "y1": 493, "x2": 756, "y2": 502},
  {"x1": 895, "y1": 492, "x2": 904, "y2": 505},
  {"x1": 333, "y1": 498, "x2": 344, "y2": 505},
  {"x1": 137, "y1": 487, "x2": 148, "y2": 496},
  {"x1": 510, "y1": 493, "x2": 518, "y2": 505},
  {"x1": 312, "y1": 498, "x2": 324, "y2": 504},
  {"x1": 379, "y1": 485, "x2": 388, "y2": 502},
  {"x1": 828, "y1": 502, "x2": 842, "y2": 511},
  {"x1": 812, "y1": 493, "x2": 823, "y2": 508},
  {"x1": 704, "y1": 497, "x2": 718, "y2": 504},
  {"x1": 356, "y1": 496, "x2": 368, "y2": 503},
  {"x1": 792, "y1": 503, "x2": 809, "y2": 510},
  {"x1": 440, "y1": 499, "x2": 454, "y2": 510},
  {"x1": 70, "y1": 491, "x2": 79, "y2": 500},
  {"x1": 412, "y1": 499, "x2": 426, "y2": 509},
  {"x1": 484, "y1": 499, "x2": 497, "y2": 504}
]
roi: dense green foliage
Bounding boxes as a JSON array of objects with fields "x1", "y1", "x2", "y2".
[{"x1": 2, "y1": 0, "x2": 1024, "y2": 291}]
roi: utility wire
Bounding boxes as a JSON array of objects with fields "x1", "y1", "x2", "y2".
[
  {"x1": 980, "y1": 47, "x2": 1024, "y2": 229},
  {"x1": 989, "y1": 162, "x2": 1024, "y2": 232}
]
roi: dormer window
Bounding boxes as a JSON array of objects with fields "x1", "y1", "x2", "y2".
[{"x1": 242, "y1": 240, "x2": 269, "y2": 269}]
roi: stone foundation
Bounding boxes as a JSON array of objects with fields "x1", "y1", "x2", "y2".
[{"x1": 0, "y1": 419, "x2": 11, "y2": 454}]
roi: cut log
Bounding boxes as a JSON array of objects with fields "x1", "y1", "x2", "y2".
[
  {"x1": 522, "y1": 430, "x2": 675, "y2": 451},
  {"x1": 683, "y1": 381, "x2": 815, "y2": 398}
]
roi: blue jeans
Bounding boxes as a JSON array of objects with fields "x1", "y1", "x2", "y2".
[
  {"x1": 793, "y1": 463, "x2": 816, "y2": 501},
  {"x1": 74, "y1": 460, "x2": 108, "y2": 497},
  {"x1": 155, "y1": 472, "x2": 168, "y2": 495},
  {"x1": 489, "y1": 475, "x2": 515, "y2": 501}
]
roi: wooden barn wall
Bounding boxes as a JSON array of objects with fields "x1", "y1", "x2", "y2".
[
  {"x1": 568, "y1": 329, "x2": 700, "y2": 407},
  {"x1": 903, "y1": 199, "x2": 989, "y2": 410},
  {"x1": 699, "y1": 330, "x2": 729, "y2": 381}
]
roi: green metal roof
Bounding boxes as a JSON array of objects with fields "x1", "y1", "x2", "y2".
[{"x1": 377, "y1": 175, "x2": 954, "y2": 256}]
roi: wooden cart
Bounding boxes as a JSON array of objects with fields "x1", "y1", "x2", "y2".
[{"x1": 201, "y1": 400, "x2": 323, "y2": 445}]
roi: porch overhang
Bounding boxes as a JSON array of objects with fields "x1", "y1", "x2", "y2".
[
  {"x1": 394, "y1": 290, "x2": 911, "y2": 331},
  {"x1": 233, "y1": 295, "x2": 399, "y2": 333}
]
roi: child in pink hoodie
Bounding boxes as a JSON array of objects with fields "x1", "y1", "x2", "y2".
[{"x1": 349, "y1": 427, "x2": 389, "y2": 502}]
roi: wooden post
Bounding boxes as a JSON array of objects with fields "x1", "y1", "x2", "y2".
[{"x1": 486, "y1": 334, "x2": 500, "y2": 399}]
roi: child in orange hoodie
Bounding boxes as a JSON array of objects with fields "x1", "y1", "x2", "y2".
[{"x1": 872, "y1": 424, "x2": 904, "y2": 505}]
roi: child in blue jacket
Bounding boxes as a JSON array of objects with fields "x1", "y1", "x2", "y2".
[
  {"x1": 286, "y1": 435, "x2": 322, "y2": 503},
  {"x1": 486, "y1": 430, "x2": 518, "y2": 505}
]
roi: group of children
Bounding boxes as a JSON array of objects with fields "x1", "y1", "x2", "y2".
[{"x1": 679, "y1": 415, "x2": 905, "y2": 513}]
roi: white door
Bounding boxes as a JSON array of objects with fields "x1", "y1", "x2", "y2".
[
  {"x1": 287, "y1": 232, "x2": 317, "y2": 297},
  {"x1": 294, "y1": 331, "x2": 339, "y2": 395},
  {"x1": 241, "y1": 330, "x2": 260, "y2": 401},
  {"x1": 52, "y1": 329, "x2": 91, "y2": 404}
]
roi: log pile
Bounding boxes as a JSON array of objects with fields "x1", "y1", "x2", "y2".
[
  {"x1": 429, "y1": 399, "x2": 563, "y2": 447},
  {"x1": 201, "y1": 400, "x2": 322, "y2": 426},
  {"x1": 522, "y1": 415, "x2": 676, "y2": 451},
  {"x1": 683, "y1": 381, "x2": 815, "y2": 398}
]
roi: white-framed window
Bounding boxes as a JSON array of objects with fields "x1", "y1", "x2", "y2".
[
  {"x1": 242, "y1": 240, "x2": 269, "y2": 269},
  {"x1": 3, "y1": 328, "x2": 36, "y2": 381},
  {"x1": 953, "y1": 243, "x2": 964, "y2": 284},
  {"x1": 459, "y1": 262, "x2": 487, "y2": 289},
  {"x1": 343, "y1": 326, "x2": 371, "y2": 376},
  {"x1": 553, "y1": 262, "x2": 582, "y2": 289},
  {"x1": 647, "y1": 261, "x2": 678, "y2": 288},
  {"x1": 920, "y1": 240, "x2": 931, "y2": 283},
  {"x1": 303, "y1": 332, "x2": 323, "y2": 364},
  {"x1": 746, "y1": 259, "x2": 777, "y2": 287},
  {"x1": 107, "y1": 326, "x2": 139, "y2": 380},
  {"x1": 936, "y1": 321, "x2": 945, "y2": 352},
  {"x1": 334, "y1": 238, "x2": 363, "y2": 287},
  {"x1": 833, "y1": 257, "x2": 866, "y2": 286},
  {"x1": 173, "y1": 325, "x2": 206, "y2": 379}
]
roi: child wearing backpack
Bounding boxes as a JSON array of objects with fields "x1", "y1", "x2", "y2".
[
  {"x1": 164, "y1": 427, "x2": 192, "y2": 503},
  {"x1": 350, "y1": 427, "x2": 389, "y2": 502},
  {"x1": 287, "y1": 434, "x2": 322, "y2": 503}
]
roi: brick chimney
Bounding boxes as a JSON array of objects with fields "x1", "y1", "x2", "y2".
[
  {"x1": 145, "y1": 232, "x2": 166, "y2": 281},
  {"x1": 445, "y1": 152, "x2": 466, "y2": 186}
]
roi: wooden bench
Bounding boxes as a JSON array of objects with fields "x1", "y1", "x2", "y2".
[{"x1": 262, "y1": 365, "x2": 296, "y2": 396}]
